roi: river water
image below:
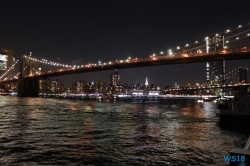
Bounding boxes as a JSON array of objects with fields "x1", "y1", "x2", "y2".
[{"x1": 0, "y1": 96, "x2": 249, "y2": 166}]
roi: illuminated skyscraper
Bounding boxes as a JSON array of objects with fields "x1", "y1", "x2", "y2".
[
  {"x1": 0, "y1": 49, "x2": 15, "y2": 79},
  {"x1": 205, "y1": 34, "x2": 225, "y2": 85},
  {"x1": 145, "y1": 77, "x2": 148, "y2": 86}
]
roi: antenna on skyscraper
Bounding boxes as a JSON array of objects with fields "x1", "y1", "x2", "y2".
[
  {"x1": 145, "y1": 77, "x2": 149, "y2": 86},
  {"x1": 30, "y1": 51, "x2": 32, "y2": 56}
]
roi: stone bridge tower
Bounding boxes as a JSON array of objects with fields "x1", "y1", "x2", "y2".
[{"x1": 18, "y1": 53, "x2": 41, "y2": 97}]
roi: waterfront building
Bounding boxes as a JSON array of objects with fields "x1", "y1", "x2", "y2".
[
  {"x1": 131, "y1": 89, "x2": 144, "y2": 96},
  {"x1": 46, "y1": 78, "x2": 52, "y2": 91},
  {"x1": 38, "y1": 78, "x2": 64, "y2": 93},
  {"x1": 4, "y1": 82, "x2": 18, "y2": 90},
  {"x1": 72, "y1": 81, "x2": 87, "y2": 93},
  {"x1": 114, "y1": 85, "x2": 124, "y2": 95},
  {"x1": 238, "y1": 67, "x2": 247, "y2": 83},
  {"x1": 110, "y1": 72, "x2": 120, "y2": 86},
  {"x1": 0, "y1": 49, "x2": 15, "y2": 80},
  {"x1": 39, "y1": 78, "x2": 52, "y2": 92},
  {"x1": 50, "y1": 79, "x2": 64, "y2": 93},
  {"x1": 106, "y1": 85, "x2": 113, "y2": 94},
  {"x1": 87, "y1": 82, "x2": 95, "y2": 94},
  {"x1": 242, "y1": 68, "x2": 247, "y2": 83},
  {"x1": 95, "y1": 81, "x2": 107, "y2": 94},
  {"x1": 130, "y1": 78, "x2": 161, "y2": 96},
  {"x1": 71, "y1": 80, "x2": 107, "y2": 94},
  {"x1": 123, "y1": 84, "x2": 132, "y2": 95},
  {"x1": 39, "y1": 79, "x2": 47, "y2": 91}
]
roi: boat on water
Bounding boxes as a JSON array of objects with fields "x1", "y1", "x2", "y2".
[
  {"x1": 197, "y1": 96, "x2": 217, "y2": 103},
  {"x1": 202, "y1": 96, "x2": 216, "y2": 102},
  {"x1": 217, "y1": 90, "x2": 250, "y2": 124},
  {"x1": 0, "y1": 92, "x2": 9, "y2": 96}
]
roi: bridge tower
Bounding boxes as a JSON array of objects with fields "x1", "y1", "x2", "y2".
[{"x1": 18, "y1": 53, "x2": 41, "y2": 97}]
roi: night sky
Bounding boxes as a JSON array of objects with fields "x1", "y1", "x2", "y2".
[{"x1": 1, "y1": 0, "x2": 250, "y2": 88}]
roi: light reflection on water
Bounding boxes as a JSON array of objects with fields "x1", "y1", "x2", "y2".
[{"x1": 0, "y1": 96, "x2": 249, "y2": 165}]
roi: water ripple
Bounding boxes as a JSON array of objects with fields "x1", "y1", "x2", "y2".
[{"x1": 0, "y1": 96, "x2": 249, "y2": 165}]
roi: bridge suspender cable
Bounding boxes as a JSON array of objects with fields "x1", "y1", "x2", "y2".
[{"x1": 0, "y1": 60, "x2": 19, "y2": 80}]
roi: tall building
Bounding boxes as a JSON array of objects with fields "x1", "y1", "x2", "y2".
[
  {"x1": 0, "y1": 49, "x2": 15, "y2": 79},
  {"x1": 145, "y1": 77, "x2": 149, "y2": 86},
  {"x1": 210, "y1": 61, "x2": 223, "y2": 85},
  {"x1": 205, "y1": 34, "x2": 225, "y2": 85},
  {"x1": 242, "y1": 68, "x2": 247, "y2": 83},
  {"x1": 110, "y1": 72, "x2": 120, "y2": 86},
  {"x1": 238, "y1": 67, "x2": 248, "y2": 83}
]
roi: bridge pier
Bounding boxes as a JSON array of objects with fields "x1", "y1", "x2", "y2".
[{"x1": 18, "y1": 77, "x2": 39, "y2": 97}]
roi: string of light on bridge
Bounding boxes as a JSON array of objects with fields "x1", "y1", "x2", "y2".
[
  {"x1": 8, "y1": 21, "x2": 250, "y2": 80},
  {"x1": 27, "y1": 55, "x2": 110, "y2": 70},
  {"x1": 24, "y1": 55, "x2": 73, "y2": 68},
  {"x1": 23, "y1": 22, "x2": 250, "y2": 72},
  {"x1": 151, "y1": 23, "x2": 250, "y2": 57},
  {"x1": 10, "y1": 72, "x2": 20, "y2": 79},
  {"x1": 0, "y1": 60, "x2": 19, "y2": 80}
]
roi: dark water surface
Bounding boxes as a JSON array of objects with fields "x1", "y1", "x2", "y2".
[{"x1": 0, "y1": 96, "x2": 249, "y2": 165}]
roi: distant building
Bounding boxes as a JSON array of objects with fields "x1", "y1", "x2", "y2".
[
  {"x1": 70, "y1": 80, "x2": 108, "y2": 94},
  {"x1": 130, "y1": 78, "x2": 160, "y2": 96},
  {"x1": 205, "y1": 34, "x2": 225, "y2": 85},
  {"x1": 39, "y1": 78, "x2": 64, "y2": 93},
  {"x1": 238, "y1": 67, "x2": 247, "y2": 83},
  {"x1": 123, "y1": 84, "x2": 132, "y2": 95},
  {"x1": 145, "y1": 77, "x2": 149, "y2": 86},
  {"x1": 72, "y1": 81, "x2": 87, "y2": 93},
  {"x1": 95, "y1": 81, "x2": 107, "y2": 94},
  {"x1": 51, "y1": 79, "x2": 64, "y2": 93},
  {"x1": 87, "y1": 82, "x2": 95, "y2": 93},
  {"x1": 110, "y1": 72, "x2": 120, "y2": 86},
  {"x1": 39, "y1": 79, "x2": 47, "y2": 91}
]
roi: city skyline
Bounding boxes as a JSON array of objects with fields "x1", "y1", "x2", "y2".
[
  {"x1": 45, "y1": 72, "x2": 161, "y2": 89},
  {"x1": 1, "y1": 1, "x2": 250, "y2": 88}
]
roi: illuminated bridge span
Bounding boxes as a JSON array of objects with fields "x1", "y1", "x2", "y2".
[{"x1": 1, "y1": 22, "x2": 250, "y2": 96}]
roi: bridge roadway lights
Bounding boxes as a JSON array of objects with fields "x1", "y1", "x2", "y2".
[{"x1": 18, "y1": 78, "x2": 39, "y2": 97}]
